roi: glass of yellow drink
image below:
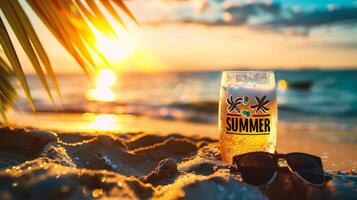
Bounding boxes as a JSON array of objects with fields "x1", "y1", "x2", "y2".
[{"x1": 219, "y1": 71, "x2": 278, "y2": 163}]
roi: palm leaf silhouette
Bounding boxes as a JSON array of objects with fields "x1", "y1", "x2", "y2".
[{"x1": 0, "y1": 0, "x2": 137, "y2": 123}]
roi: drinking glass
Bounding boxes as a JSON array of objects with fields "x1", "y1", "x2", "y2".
[{"x1": 219, "y1": 71, "x2": 278, "y2": 163}]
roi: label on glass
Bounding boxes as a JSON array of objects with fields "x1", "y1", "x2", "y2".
[{"x1": 221, "y1": 87, "x2": 276, "y2": 136}]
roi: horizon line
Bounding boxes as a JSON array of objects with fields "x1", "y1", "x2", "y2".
[{"x1": 24, "y1": 66, "x2": 357, "y2": 75}]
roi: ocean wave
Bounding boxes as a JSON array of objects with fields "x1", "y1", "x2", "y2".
[{"x1": 16, "y1": 99, "x2": 357, "y2": 133}]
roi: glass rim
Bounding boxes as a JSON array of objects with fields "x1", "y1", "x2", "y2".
[{"x1": 222, "y1": 70, "x2": 274, "y2": 74}]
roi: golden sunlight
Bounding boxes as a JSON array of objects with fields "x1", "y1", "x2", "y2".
[
  {"x1": 86, "y1": 69, "x2": 117, "y2": 102},
  {"x1": 92, "y1": 26, "x2": 135, "y2": 65},
  {"x1": 90, "y1": 26, "x2": 164, "y2": 73},
  {"x1": 278, "y1": 79, "x2": 288, "y2": 91},
  {"x1": 95, "y1": 34, "x2": 126, "y2": 62},
  {"x1": 83, "y1": 113, "x2": 121, "y2": 131}
]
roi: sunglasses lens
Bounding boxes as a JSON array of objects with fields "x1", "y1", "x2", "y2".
[
  {"x1": 287, "y1": 154, "x2": 324, "y2": 185},
  {"x1": 238, "y1": 153, "x2": 276, "y2": 186}
]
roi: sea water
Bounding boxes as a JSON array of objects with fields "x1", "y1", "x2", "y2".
[{"x1": 15, "y1": 70, "x2": 357, "y2": 134}]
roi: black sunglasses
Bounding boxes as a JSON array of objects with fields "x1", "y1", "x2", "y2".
[{"x1": 231, "y1": 152, "x2": 325, "y2": 187}]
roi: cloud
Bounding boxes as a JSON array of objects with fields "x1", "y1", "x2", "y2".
[
  {"x1": 218, "y1": 2, "x2": 281, "y2": 25},
  {"x1": 146, "y1": 0, "x2": 357, "y2": 35},
  {"x1": 265, "y1": 7, "x2": 357, "y2": 28},
  {"x1": 317, "y1": 41, "x2": 357, "y2": 49}
]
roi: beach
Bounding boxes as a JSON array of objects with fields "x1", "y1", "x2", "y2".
[
  {"x1": 5, "y1": 111, "x2": 357, "y2": 172},
  {"x1": 0, "y1": 124, "x2": 356, "y2": 200},
  {"x1": 1, "y1": 0, "x2": 357, "y2": 198},
  {"x1": 1, "y1": 70, "x2": 357, "y2": 199}
]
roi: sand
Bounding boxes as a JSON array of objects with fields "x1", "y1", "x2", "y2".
[
  {"x1": 6, "y1": 112, "x2": 357, "y2": 171},
  {"x1": 0, "y1": 127, "x2": 356, "y2": 200}
]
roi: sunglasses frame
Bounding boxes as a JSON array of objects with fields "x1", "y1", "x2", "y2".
[{"x1": 232, "y1": 152, "x2": 325, "y2": 187}]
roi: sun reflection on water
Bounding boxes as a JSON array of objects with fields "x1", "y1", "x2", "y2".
[
  {"x1": 87, "y1": 69, "x2": 117, "y2": 102},
  {"x1": 83, "y1": 113, "x2": 121, "y2": 131}
]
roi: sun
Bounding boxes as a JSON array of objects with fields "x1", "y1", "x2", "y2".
[
  {"x1": 90, "y1": 24, "x2": 165, "y2": 73},
  {"x1": 95, "y1": 34, "x2": 126, "y2": 63},
  {"x1": 91, "y1": 25, "x2": 136, "y2": 65}
]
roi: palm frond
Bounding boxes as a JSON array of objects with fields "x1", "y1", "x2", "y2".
[
  {"x1": 0, "y1": 64, "x2": 17, "y2": 123},
  {"x1": 0, "y1": 0, "x2": 138, "y2": 123},
  {"x1": 10, "y1": 0, "x2": 63, "y2": 104},
  {"x1": 1, "y1": 0, "x2": 57, "y2": 109},
  {"x1": 0, "y1": 17, "x2": 35, "y2": 112}
]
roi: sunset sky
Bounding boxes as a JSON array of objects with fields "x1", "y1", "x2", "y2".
[{"x1": 11, "y1": 0, "x2": 357, "y2": 73}]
